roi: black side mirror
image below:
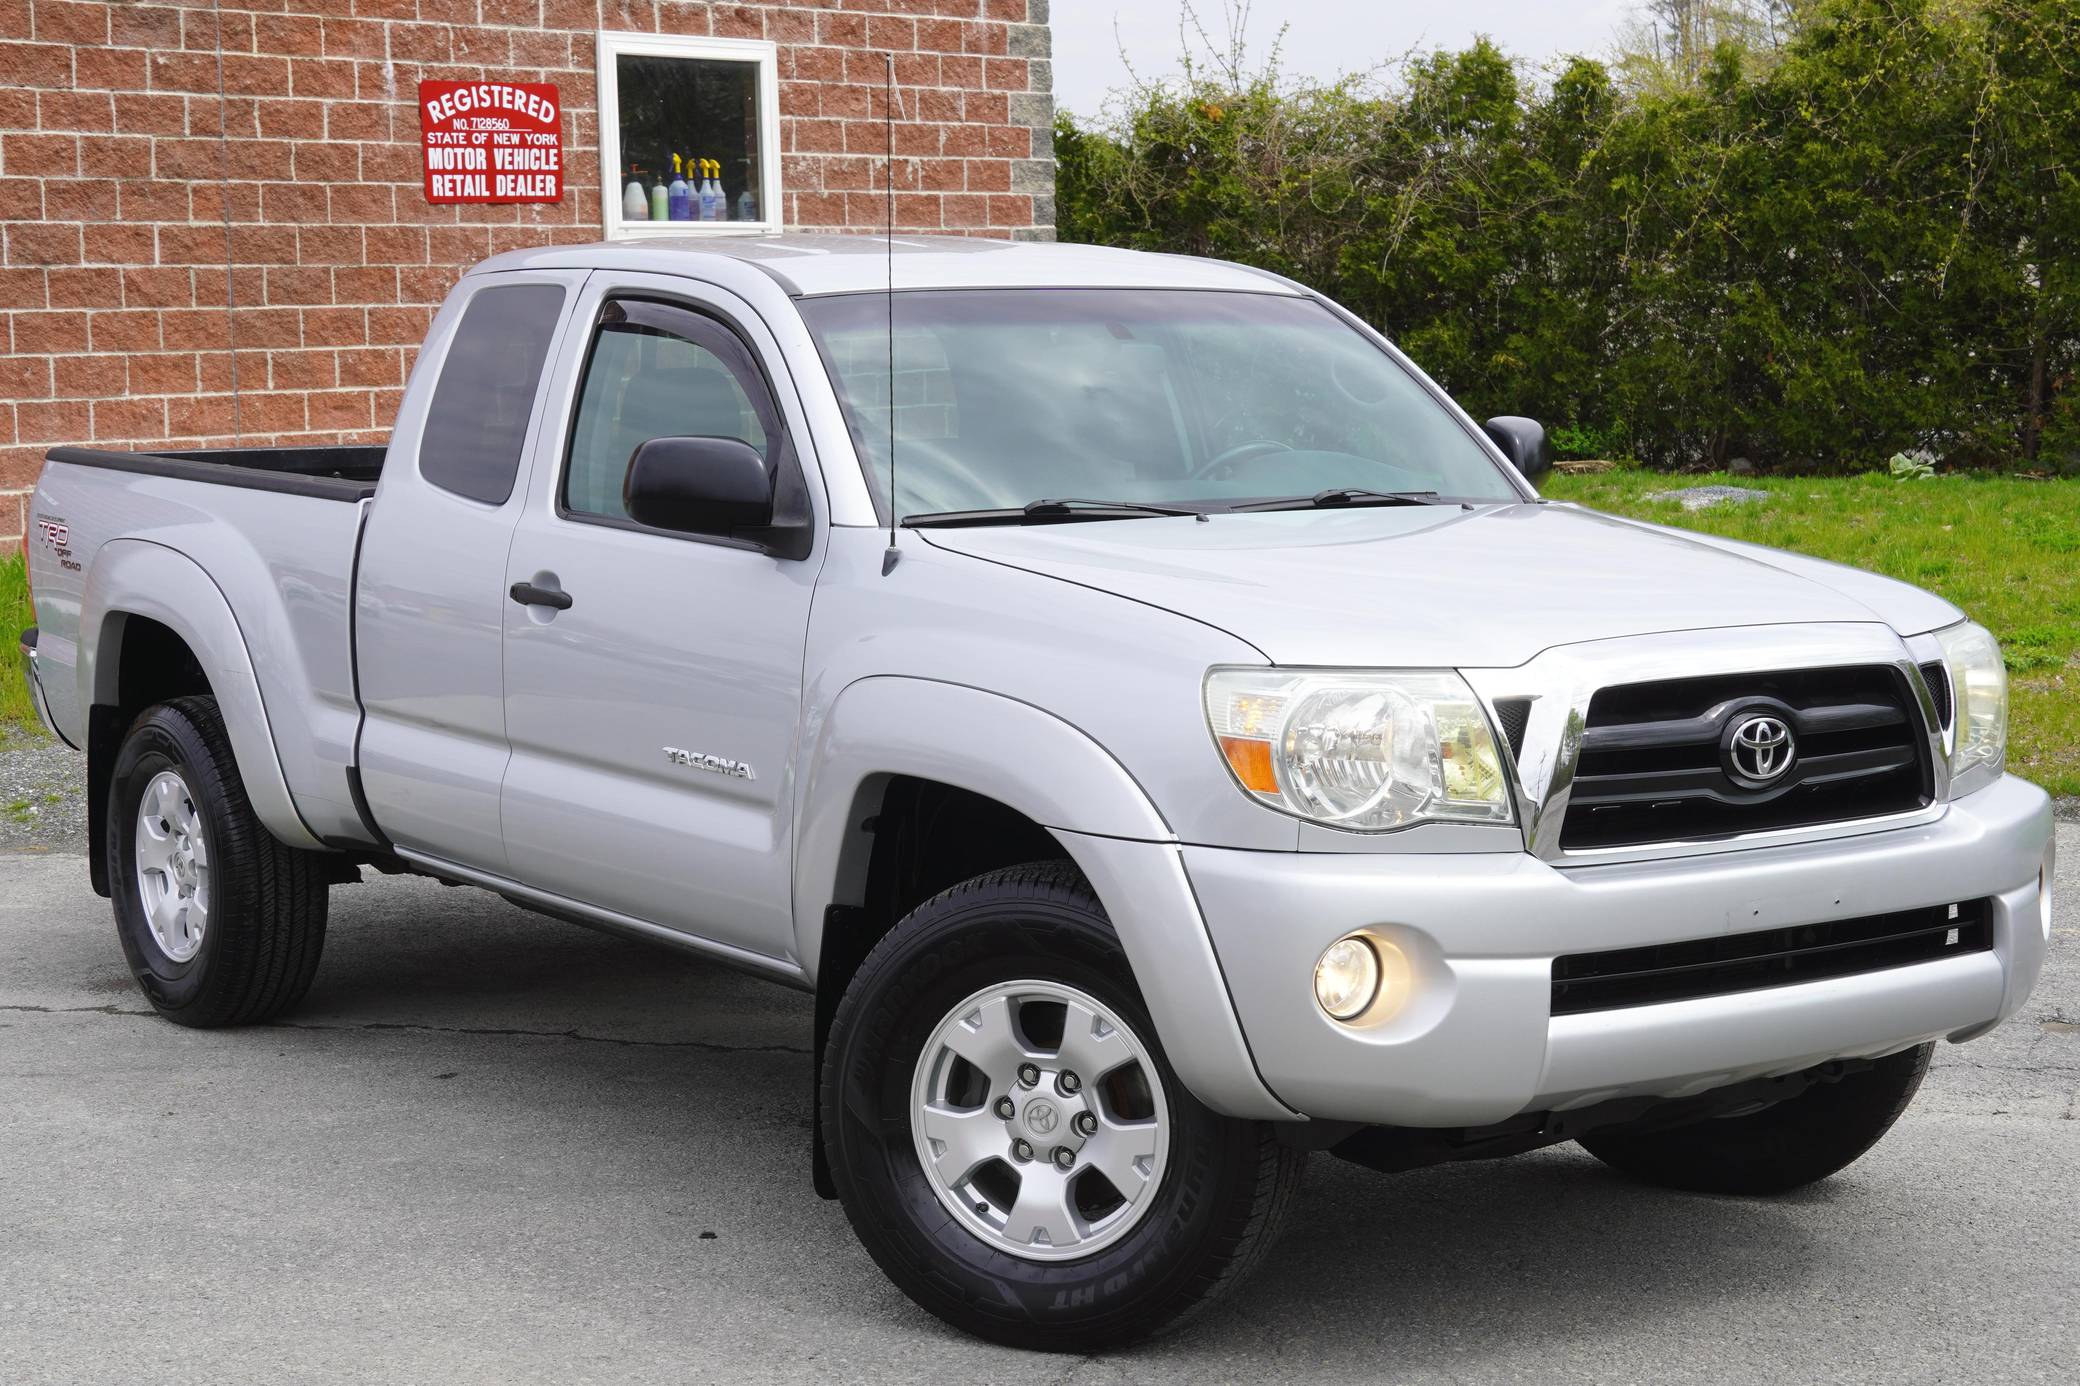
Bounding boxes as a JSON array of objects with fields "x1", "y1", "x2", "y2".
[
  {"x1": 1482, "y1": 416, "x2": 1552, "y2": 483},
  {"x1": 624, "y1": 435, "x2": 774, "y2": 536}
]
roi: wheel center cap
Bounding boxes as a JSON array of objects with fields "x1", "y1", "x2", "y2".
[{"x1": 1022, "y1": 1097, "x2": 1062, "y2": 1137}]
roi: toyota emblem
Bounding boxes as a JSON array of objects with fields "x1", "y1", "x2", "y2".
[{"x1": 1726, "y1": 713, "x2": 1796, "y2": 786}]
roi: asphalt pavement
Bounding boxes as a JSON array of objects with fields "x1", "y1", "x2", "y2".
[{"x1": 2, "y1": 819, "x2": 2075, "y2": 1385}]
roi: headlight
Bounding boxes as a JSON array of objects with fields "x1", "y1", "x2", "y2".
[
  {"x1": 1204, "y1": 668, "x2": 1513, "y2": 830},
  {"x1": 1934, "y1": 621, "x2": 2007, "y2": 793}
]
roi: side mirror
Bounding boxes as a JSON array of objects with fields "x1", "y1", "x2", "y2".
[
  {"x1": 1482, "y1": 416, "x2": 1552, "y2": 483},
  {"x1": 624, "y1": 435, "x2": 773, "y2": 537}
]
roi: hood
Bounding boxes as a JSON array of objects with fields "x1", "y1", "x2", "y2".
[{"x1": 916, "y1": 502, "x2": 1959, "y2": 668}]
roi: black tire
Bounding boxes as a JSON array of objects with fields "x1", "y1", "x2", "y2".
[
  {"x1": 819, "y1": 861, "x2": 1304, "y2": 1351},
  {"x1": 1577, "y1": 1044, "x2": 1934, "y2": 1195},
  {"x1": 107, "y1": 696, "x2": 329, "y2": 1027}
]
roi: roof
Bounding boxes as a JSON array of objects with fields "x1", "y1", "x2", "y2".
[{"x1": 469, "y1": 233, "x2": 1306, "y2": 298}]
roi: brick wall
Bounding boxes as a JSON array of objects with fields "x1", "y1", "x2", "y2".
[{"x1": 0, "y1": 0, "x2": 1056, "y2": 541}]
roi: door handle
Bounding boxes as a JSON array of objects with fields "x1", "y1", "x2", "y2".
[{"x1": 509, "y1": 581, "x2": 573, "y2": 611}]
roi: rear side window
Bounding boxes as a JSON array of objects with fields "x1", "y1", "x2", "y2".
[{"x1": 420, "y1": 283, "x2": 567, "y2": 505}]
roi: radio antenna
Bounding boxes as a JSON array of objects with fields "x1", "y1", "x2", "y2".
[{"x1": 880, "y1": 51, "x2": 901, "y2": 576}]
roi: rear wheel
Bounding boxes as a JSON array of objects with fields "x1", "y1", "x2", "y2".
[
  {"x1": 108, "y1": 696, "x2": 329, "y2": 1027},
  {"x1": 1578, "y1": 1044, "x2": 1934, "y2": 1195},
  {"x1": 820, "y1": 861, "x2": 1303, "y2": 1350}
]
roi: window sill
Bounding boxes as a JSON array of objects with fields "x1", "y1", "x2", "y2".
[{"x1": 607, "y1": 221, "x2": 779, "y2": 241}]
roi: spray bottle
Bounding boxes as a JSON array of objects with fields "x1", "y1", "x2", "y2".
[
  {"x1": 649, "y1": 164, "x2": 670, "y2": 222},
  {"x1": 667, "y1": 154, "x2": 691, "y2": 222},
  {"x1": 700, "y1": 158, "x2": 723, "y2": 221},
  {"x1": 735, "y1": 161, "x2": 757, "y2": 222},
  {"x1": 622, "y1": 165, "x2": 649, "y2": 221}
]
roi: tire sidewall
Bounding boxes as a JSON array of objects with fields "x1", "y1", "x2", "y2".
[
  {"x1": 823, "y1": 885, "x2": 1256, "y2": 1342},
  {"x1": 108, "y1": 707, "x2": 230, "y2": 1013}
]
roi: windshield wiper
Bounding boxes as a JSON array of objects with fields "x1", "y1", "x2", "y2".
[
  {"x1": 904, "y1": 497, "x2": 1203, "y2": 528},
  {"x1": 1228, "y1": 488, "x2": 1446, "y2": 512}
]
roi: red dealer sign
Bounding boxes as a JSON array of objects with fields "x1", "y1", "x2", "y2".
[{"x1": 418, "y1": 80, "x2": 563, "y2": 205}]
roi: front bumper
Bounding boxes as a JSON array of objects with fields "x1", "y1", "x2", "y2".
[
  {"x1": 18, "y1": 625, "x2": 60, "y2": 740},
  {"x1": 1181, "y1": 774, "x2": 2054, "y2": 1127}
]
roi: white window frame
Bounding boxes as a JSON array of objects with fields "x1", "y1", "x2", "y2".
[{"x1": 595, "y1": 30, "x2": 783, "y2": 239}]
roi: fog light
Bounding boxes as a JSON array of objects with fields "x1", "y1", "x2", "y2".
[{"x1": 1315, "y1": 935, "x2": 1381, "y2": 1021}]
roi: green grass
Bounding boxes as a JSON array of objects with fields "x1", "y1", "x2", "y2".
[
  {"x1": 1543, "y1": 469, "x2": 2080, "y2": 797},
  {"x1": 0, "y1": 551, "x2": 38, "y2": 748}
]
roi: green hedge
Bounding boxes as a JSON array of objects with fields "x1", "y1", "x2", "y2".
[{"x1": 1056, "y1": 0, "x2": 2080, "y2": 474}]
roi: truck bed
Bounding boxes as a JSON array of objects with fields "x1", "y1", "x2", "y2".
[{"x1": 44, "y1": 444, "x2": 387, "y2": 502}]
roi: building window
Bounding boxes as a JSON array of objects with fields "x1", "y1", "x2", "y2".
[{"x1": 596, "y1": 31, "x2": 781, "y2": 239}]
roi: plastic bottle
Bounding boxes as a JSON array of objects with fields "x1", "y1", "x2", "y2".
[
  {"x1": 622, "y1": 166, "x2": 649, "y2": 221},
  {"x1": 649, "y1": 166, "x2": 670, "y2": 223},
  {"x1": 667, "y1": 154, "x2": 692, "y2": 222},
  {"x1": 736, "y1": 169, "x2": 757, "y2": 223},
  {"x1": 700, "y1": 159, "x2": 723, "y2": 221}
]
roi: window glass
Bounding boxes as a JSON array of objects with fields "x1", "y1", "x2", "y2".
[
  {"x1": 564, "y1": 303, "x2": 772, "y2": 523},
  {"x1": 613, "y1": 54, "x2": 764, "y2": 227},
  {"x1": 800, "y1": 289, "x2": 1521, "y2": 518},
  {"x1": 420, "y1": 283, "x2": 566, "y2": 506}
]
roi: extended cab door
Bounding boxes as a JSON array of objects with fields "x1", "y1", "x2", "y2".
[
  {"x1": 356, "y1": 270, "x2": 584, "y2": 870},
  {"x1": 497, "y1": 273, "x2": 822, "y2": 963}
]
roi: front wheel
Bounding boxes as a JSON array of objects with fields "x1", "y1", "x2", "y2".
[
  {"x1": 819, "y1": 862, "x2": 1303, "y2": 1350},
  {"x1": 1578, "y1": 1044, "x2": 1934, "y2": 1195}
]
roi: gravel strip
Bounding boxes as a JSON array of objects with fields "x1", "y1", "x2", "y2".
[{"x1": 0, "y1": 735, "x2": 88, "y2": 854}]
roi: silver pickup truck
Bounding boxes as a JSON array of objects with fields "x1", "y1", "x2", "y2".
[{"x1": 19, "y1": 236, "x2": 2055, "y2": 1350}]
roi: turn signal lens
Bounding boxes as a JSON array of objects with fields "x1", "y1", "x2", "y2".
[
  {"x1": 1314, "y1": 935, "x2": 1382, "y2": 1021},
  {"x1": 1217, "y1": 735, "x2": 1279, "y2": 793}
]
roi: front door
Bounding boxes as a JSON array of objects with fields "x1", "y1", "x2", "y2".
[{"x1": 499, "y1": 275, "x2": 821, "y2": 964}]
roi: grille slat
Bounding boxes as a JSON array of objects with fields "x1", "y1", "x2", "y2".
[
  {"x1": 1551, "y1": 899, "x2": 1993, "y2": 1015},
  {"x1": 1559, "y1": 665, "x2": 1934, "y2": 851}
]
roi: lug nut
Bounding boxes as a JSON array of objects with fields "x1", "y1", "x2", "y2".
[
  {"x1": 993, "y1": 1096, "x2": 1016, "y2": 1120},
  {"x1": 1011, "y1": 1138, "x2": 1034, "y2": 1162},
  {"x1": 1057, "y1": 1070, "x2": 1081, "y2": 1095},
  {"x1": 1052, "y1": 1146, "x2": 1076, "y2": 1170},
  {"x1": 1017, "y1": 1063, "x2": 1041, "y2": 1087},
  {"x1": 1073, "y1": 1112, "x2": 1098, "y2": 1137}
]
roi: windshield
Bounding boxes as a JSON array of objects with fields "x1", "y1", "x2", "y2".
[{"x1": 798, "y1": 288, "x2": 1523, "y2": 520}]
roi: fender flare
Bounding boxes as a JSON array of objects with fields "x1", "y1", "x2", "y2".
[
  {"x1": 80, "y1": 538, "x2": 324, "y2": 852},
  {"x1": 793, "y1": 675, "x2": 1293, "y2": 1120}
]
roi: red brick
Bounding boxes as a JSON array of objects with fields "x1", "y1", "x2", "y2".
[
  {"x1": 161, "y1": 309, "x2": 233, "y2": 352},
  {"x1": 82, "y1": 223, "x2": 155, "y2": 266},
  {"x1": 235, "y1": 307, "x2": 302, "y2": 348},
  {"x1": 17, "y1": 398, "x2": 90, "y2": 444},
  {"x1": 337, "y1": 346, "x2": 403, "y2": 387},
  {"x1": 109, "y1": 4, "x2": 182, "y2": 50},
  {"x1": 306, "y1": 388, "x2": 371, "y2": 430},
  {"x1": 7, "y1": 222, "x2": 81, "y2": 266},
  {"x1": 0, "y1": 354, "x2": 51, "y2": 400},
  {"x1": 88, "y1": 309, "x2": 160, "y2": 351},
  {"x1": 79, "y1": 135, "x2": 152, "y2": 179},
  {"x1": 122, "y1": 267, "x2": 196, "y2": 309},
  {"x1": 91, "y1": 394, "x2": 167, "y2": 441},
  {"x1": 112, "y1": 92, "x2": 187, "y2": 136},
  {"x1": 4, "y1": 133, "x2": 79, "y2": 176},
  {"x1": 255, "y1": 14, "x2": 324, "y2": 57},
  {"x1": 38, "y1": 89, "x2": 114, "y2": 132},
  {"x1": 11, "y1": 311, "x2": 87, "y2": 353},
  {"x1": 268, "y1": 348, "x2": 336, "y2": 390},
  {"x1": 73, "y1": 46, "x2": 142, "y2": 90},
  {"x1": 302, "y1": 306, "x2": 365, "y2": 346},
  {"x1": 48, "y1": 266, "x2": 122, "y2": 307},
  {"x1": 54, "y1": 352, "x2": 112, "y2": 398},
  {"x1": 235, "y1": 391, "x2": 305, "y2": 434},
  {"x1": 0, "y1": 268, "x2": 47, "y2": 311},
  {"x1": 33, "y1": 1, "x2": 107, "y2": 45},
  {"x1": 127, "y1": 353, "x2": 198, "y2": 395}
]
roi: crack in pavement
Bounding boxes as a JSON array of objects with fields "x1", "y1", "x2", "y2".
[{"x1": 0, "y1": 1004, "x2": 810, "y2": 1055}]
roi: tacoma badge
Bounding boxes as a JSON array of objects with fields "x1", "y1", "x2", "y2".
[{"x1": 663, "y1": 747, "x2": 756, "y2": 780}]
